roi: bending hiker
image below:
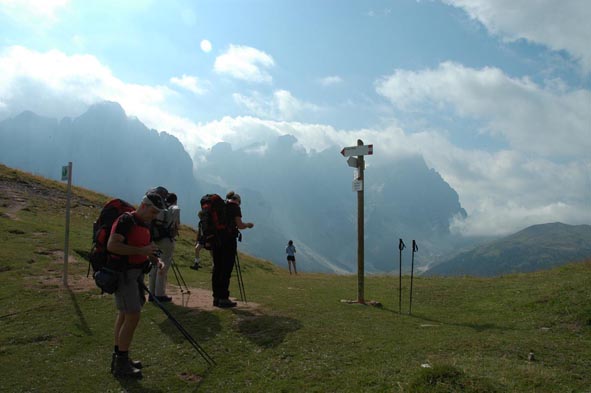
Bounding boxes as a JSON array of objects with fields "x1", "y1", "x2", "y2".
[
  {"x1": 107, "y1": 192, "x2": 166, "y2": 379},
  {"x1": 149, "y1": 190, "x2": 180, "y2": 302},
  {"x1": 286, "y1": 240, "x2": 297, "y2": 275},
  {"x1": 191, "y1": 210, "x2": 205, "y2": 270},
  {"x1": 211, "y1": 191, "x2": 254, "y2": 308}
]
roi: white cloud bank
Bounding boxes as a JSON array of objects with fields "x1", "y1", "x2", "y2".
[
  {"x1": 376, "y1": 61, "x2": 591, "y2": 158},
  {"x1": 169, "y1": 74, "x2": 208, "y2": 95},
  {"x1": 443, "y1": 0, "x2": 591, "y2": 72},
  {"x1": 233, "y1": 90, "x2": 320, "y2": 121},
  {"x1": 0, "y1": 46, "x2": 588, "y2": 238},
  {"x1": 214, "y1": 45, "x2": 275, "y2": 83},
  {"x1": 0, "y1": 0, "x2": 69, "y2": 24}
]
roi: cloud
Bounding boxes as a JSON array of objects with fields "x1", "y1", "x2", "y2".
[
  {"x1": 376, "y1": 61, "x2": 591, "y2": 158},
  {"x1": 443, "y1": 0, "x2": 591, "y2": 72},
  {"x1": 200, "y1": 39, "x2": 212, "y2": 53},
  {"x1": 318, "y1": 75, "x2": 343, "y2": 87},
  {"x1": 214, "y1": 45, "x2": 275, "y2": 83},
  {"x1": 0, "y1": 45, "x2": 588, "y2": 238},
  {"x1": 169, "y1": 74, "x2": 208, "y2": 95},
  {"x1": 0, "y1": 0, "x2": 69, "y2": 24},
  {"x1": 233, "y1": 89, "x2": 320, "y2": 121}
]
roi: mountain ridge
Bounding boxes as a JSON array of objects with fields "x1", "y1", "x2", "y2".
[{"x1": 424, "y1": 222, "x2": 591, "y2": 277}]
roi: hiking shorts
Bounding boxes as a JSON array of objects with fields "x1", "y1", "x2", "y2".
[
  {"x1": 287, "y1": 256, "x2": 295, "y2": 262},
  {"x1": 114, "y1": 269, "x2": 145, "y2": 313}
]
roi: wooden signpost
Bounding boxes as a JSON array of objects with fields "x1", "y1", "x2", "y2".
[{"x1": 341, "y1": 140, "x2": 373, "y2": 303}]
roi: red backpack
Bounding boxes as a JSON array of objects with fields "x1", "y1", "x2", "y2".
[
  {"x1": 88, "y1": 199, "x2": 135, "y2": 292},
  {"x1": 199, "y1": 194, "x2": 229, "y2": 250}
]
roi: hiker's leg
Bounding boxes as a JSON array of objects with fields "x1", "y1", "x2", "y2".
[
  {"x1": 148, "y1": 267, "x2": 157, "y2": 295},
  {"x1": 219, "y1": 244, "x2": 236, "y2": 299},
  {"x1": 293, "y1": 260, "x2": 297, "y2": 275},
  {"x1": 114, "y1": 311, "x2": 125, "y2": 347},
  {"x1": 113, "y1": 268, "x2": 144, "y2": 350},
  {"x1": 211, "y1": 246, "x2": 224, "y2": 299},
  {"x1": 288, "y1": 260, "x2": 292, "y2": 274},
  {"x1": 117, "y1": 312, "x2": 140, "y2": 351},
  {"x1": 155, "y1": 239, "x2": 173, "y2": 296}
]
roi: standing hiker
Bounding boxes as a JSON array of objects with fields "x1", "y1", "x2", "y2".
[
  {"x1": 149, "y1": 191, "x2": 180, "y2": 302},
  {"x1": 107, "y1": 192, "x2": 166, "y2": 378},
  {"x1": 286, "y1": 240, "x2": 297, "y2": 275},
  {"x1": 211, "y1": 191, "x2": 254, "y2": 308}
]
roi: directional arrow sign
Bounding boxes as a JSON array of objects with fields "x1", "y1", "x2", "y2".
[
  {"x1": 347, "y1": 156, "x2": 358, "y2": 168},
  {"x1": 340, "y1": 144, "x2": 373, "y2": 157}
]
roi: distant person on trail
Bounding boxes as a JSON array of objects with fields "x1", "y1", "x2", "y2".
[
  {"x1": 148, "y1": 190, "x2": 180, "y2": 303},
  {"x1": 286, "y1": 240, "x2": 297, "y2": 275},
  {"x1": 211, "y1": 191, "x2": 254, "y2": 308},
  {"x1": 191, "y1": 210, "x2": 205, "y2": 270},
  {"x1": 107, "y1": 192, "x2": 165, "y2": 379}
]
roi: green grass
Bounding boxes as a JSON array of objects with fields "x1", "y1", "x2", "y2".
[{"x1": 1, "y1": 164, "x2": 590, "y2": 392}]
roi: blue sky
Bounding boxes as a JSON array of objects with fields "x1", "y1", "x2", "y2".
[{"x1": 0, "y1": 0, "x2": 590, "y2": 236}]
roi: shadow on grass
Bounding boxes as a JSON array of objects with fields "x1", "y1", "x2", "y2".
[
  {"x1": 381, "y1": 306, "x2": 514, "y2": 332},
  {"x1": 115, "y1": 378, "x2": 165, "y2": 393},
  {"x1": 232, "y1": 309, "x2": 303, "y2": 348},
  {"x1": 66, "y1": 288, "x2": 92, "y2": 336},
  {"x1": 152, "y1": 302, "x2": 221, "y2": 364}
]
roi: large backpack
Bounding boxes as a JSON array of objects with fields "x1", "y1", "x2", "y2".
[
  {"x1": 199, "y1": 194, "x2": 229, "y2": 250},
  {"x1": 88, "y1": 198, "x2": 135, "y2": 293},
  {"x1": 150, "y1": 208, "x2": 173, "y2": 241}
]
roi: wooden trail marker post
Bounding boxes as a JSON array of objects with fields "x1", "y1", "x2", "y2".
[
  {"x1": 62, "y1": 162, "x2": 72, "y2": 287},
  {"x1": 341, "y1": 140, "x2": 373, "y2": 303}
]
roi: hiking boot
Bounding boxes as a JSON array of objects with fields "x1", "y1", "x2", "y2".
[
  {"x1": 156, "y1": 295, "x2": 172, "y2": 302},
  {"x1": 112, "y1": 354, "x2": 142, "y2": 379},
  {"x1": 213, "y1": 298, "x2": 219, "y2": 307},
  {"x1": 217, "y1": 299, "x2": 237, "y2": 308},
  {"x1": 111, "y1": 353, "x2": 143, "y2": 372},
  {"x1": 190, "y1": 263, "x2": 200, "y2": 271}
]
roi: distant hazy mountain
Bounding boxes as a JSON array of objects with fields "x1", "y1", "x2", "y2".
[
  {"x1": 0, "y1": 101, "x2": 203, "y2": 225},
  {"x1": 424, "y1": 222, "x2": 591, "y2": 277},
  {"x1": 0, "y1": 101, "x2": 470, "y2": 273}
]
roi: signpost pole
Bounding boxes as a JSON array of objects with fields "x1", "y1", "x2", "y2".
[
  {"x1": 63, "y1": 162, "x2": 72, "y2": 287},
  {"x1": 356, "y1": 139, "x2": 365, "y2": 304}
]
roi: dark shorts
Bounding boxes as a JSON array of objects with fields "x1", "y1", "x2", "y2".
[
  {"x1": 287, "y1": 255, "x2": 295, "y2": 262},
  {"x1": 114, "y1": 269, "x2": 145, "y2": 313}
]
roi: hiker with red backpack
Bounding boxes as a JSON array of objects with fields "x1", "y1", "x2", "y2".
[
  {"x1": 107, "y1": 192, "x2": 166, "y2": 378},
  {"x1": 211, "y1": 191, "x2": 254, "y2": 308}
]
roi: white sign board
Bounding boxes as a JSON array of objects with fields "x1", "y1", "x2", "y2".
[
  {"x1": 341, "y1": 144, "x2": 373, "y2": 157},
  {"x1": 352, "y1": 179, "x2": 363, "y2": 192}
]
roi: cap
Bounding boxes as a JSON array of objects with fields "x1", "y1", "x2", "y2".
[
  {"x1": 142, "y1": 193, "x2": 166, "y2": 211},
  {"x1": 147, "y1": 186, "x2": 169, "y2": 199}
]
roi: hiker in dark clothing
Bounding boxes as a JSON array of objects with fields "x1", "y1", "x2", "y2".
[
  {"x1": 107, "y1": 192, "x2": 165, "y2": 379},
  {"x1": 211, "y1": 191, "x2": 254, "y2": 308}
]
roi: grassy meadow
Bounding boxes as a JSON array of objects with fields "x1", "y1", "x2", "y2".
[{"x1": 0, "y1": 164, "x2": 590, "y2": 392}]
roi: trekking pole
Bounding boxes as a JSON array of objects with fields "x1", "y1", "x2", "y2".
[
  {"x1": 409, "y1": 240, "x2": 418, "y2": 315},
  {"x1": 398, "y1": 239, "x2": 405, "y2": 314},
  {"x1": 140, "y1": 281, "x2": 216, "y2": 366},
  {"x1": 171, "y1": 258, "x2": 190, "y2": 294},
  {"x1": 234, "y1": 252, "x2": 247, "y2": 303}
]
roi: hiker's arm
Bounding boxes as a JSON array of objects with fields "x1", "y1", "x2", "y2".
[
  {"x1": 107, "y1": 233, "x2": 158, "y2": 256},
  {"x1": 235, "y1": 216, "x2": 254, "y2": 229}
]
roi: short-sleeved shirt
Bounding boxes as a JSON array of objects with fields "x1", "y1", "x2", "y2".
[
  {"x1": 286, "y1": 245, "x2": 296, "y2": 257},
  {"x1": 226, "y1": 202, "x2": 242, "y2": 236},
  {"x1": 110, "y1": 212, "x2": 151, "y2": 266}
]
